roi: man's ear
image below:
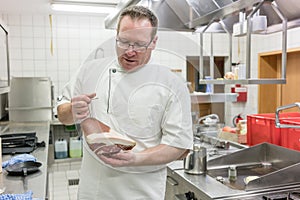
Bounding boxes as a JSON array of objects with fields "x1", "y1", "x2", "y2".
[{"x1": 150, "y1": 35, "x2": 158, "y2": 49}]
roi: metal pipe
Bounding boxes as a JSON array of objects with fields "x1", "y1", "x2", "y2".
[
  {"x1": 246, "y1": 0, "x2": 265, "y2": 79},
  {"x1": 198, "y1": 114, "x2": 220, "y2": 124},
  {"x1": 275, "y1": 102, "x2": 300, "y2": 128},
  {"x1": 199, "y1": 33, "x2": 204, "y2": 80},
  {"x1": 219, "y1": 20, "x2": 232, "y2": 74},
  {"x1": 210, "y1": 33, "x2": 214, "y2": 93},
  {"x1": 198, "y1": 20, "x2": 215, "y2": 81},
  {"x1": 271, "y1": 1, "x2": 287, "y2": 80}
]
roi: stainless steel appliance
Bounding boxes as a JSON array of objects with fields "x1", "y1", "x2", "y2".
[
  {"x1": 0, "y1": 17, "x2": 10, "y2": 120},
  {"x1": 0, "y1": 93, "x2": 7, "y2": 119},
  {"x1": 7, "y1": 77, "x2": 53, "y2": 122},
  {"x1": 166, "y1": 141, "x2": 300, "y2": 200}
]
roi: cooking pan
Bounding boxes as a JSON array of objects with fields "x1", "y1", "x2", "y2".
[{"x1": 5, "y1": 161, "x2": 42, "y2": 176}]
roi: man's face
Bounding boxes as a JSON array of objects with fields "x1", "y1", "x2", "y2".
[{"x1": 116, "y1": 16, "x2": 157, "y2": 72}]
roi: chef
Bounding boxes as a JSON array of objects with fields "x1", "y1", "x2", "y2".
[{"x1": 57, "y1": 5, "x2": 193, "y2": 200}]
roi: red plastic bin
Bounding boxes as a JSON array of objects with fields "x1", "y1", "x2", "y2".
[
  {"x1": 247, "y1": 112, "x2": 300, "y2": 146},
  {"x1": 280, "y1": 119, "x2": 300, "y2": 151}
]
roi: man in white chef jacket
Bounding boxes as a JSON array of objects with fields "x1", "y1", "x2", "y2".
[{"x1": 57, "y1": 5, "x2": 193, "y2": 200}]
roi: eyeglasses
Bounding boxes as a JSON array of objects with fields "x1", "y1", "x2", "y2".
[{"x1": 116, "y1": 38, "x2": 153, "y2": 52}]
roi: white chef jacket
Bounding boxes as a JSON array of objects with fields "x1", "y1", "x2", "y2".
[{"x1": 72, "y1": 57, "x2": 193, "y2": 200}]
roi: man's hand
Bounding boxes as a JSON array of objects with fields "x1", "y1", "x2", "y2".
[
  {"x1": 97, "y1": 144, "x2": 188, "y2": 168},
  {"x1": 71, "y1": 93, "x2": 96, "y2": 122},
  {"x1": 89, "y1": 143, "x2": 122, "y2": 156},
  {"x1": 99, "y1": 151, "x2": 136, "y2": 167}
]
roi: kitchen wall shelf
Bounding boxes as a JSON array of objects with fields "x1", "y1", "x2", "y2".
[
  {"x1": 190, "y1": 93, "x2": 237, "y2": 104},
  {"x1": 0, "y1": 87, "x2": 9, "y2": 94},
  {"x1": 199, "y1": 78, "x2": 286, "y2": 85}
]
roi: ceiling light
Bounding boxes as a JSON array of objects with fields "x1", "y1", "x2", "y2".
[{"x1": 51, "y1": 3, "x2": 116, "y2": 14}]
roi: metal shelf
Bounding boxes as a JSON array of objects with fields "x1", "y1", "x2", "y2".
[
  {"x1": 190, "y1": 93, "x2": 237, "y2": 104},
  {"x1": 199, "y1": 78, "x2": 286, "y2": 85},
  {"x1": 0, "y1": 86, "x2": 9, "y2": 94}
]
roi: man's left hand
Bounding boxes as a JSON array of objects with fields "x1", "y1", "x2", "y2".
[{"x1": 99, "y1": 151, "x2": 136, "y2": 167}]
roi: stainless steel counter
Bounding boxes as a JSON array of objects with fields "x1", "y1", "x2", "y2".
[
  {"x1": 166, "y1": 139, "x2": 300, "y2": 200},
  {"x1": 0, "y1": 121, "x2": 49, "y2": 199},
  {"x1": 168, "y1": 162, "x2": 247, "y2": 200},
  {"x1": 167, "y1": 143, "x2": 247, "y2": 200}
]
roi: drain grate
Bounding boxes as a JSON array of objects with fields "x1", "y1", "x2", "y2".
[{"x1": 68, "y1": 179, "x2": 80, "y2": 186}]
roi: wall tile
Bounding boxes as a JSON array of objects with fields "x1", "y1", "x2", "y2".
[
  {"x1": 9, "y1": 48, "x2": 22, "y2": 59},
  {"x1": 34, "y1": 60, "x2": 46, "y2": 70},
  {"x1": 22, "y1": 59, "x2": 34, "y2": 71},
  {"x1": 35, "y1": 70, "x2": 47, "y2": 77},
  {"x1": 67, "y1": 16, "x2": 80, "y2": 28},
  {"x1": 55, "y1": 15, "x2": 68, "y2": 28},
  {"x1": 34, "y1": 49, "x2": 46, "y2": 60},
  {"x1": 33, "y1": 26, "x2": 45, "y2": 38},
  {"x1": 8, "y1": 15, "x2": 21, "y2": 26},
  {"x1": 79, "y1": 16, "x2": 90, "y2": 29},
  {"x1": 56, "y1": 38, "x2": 68, "y2": 49},
  {"x1": 33, "y1": 38, "x2": 46, "y2": 49},
  {"x1": 33, "y1": 15, "x2": 46, "y2": 26},
  {"x1": 68, "y1": 38, "x2": 79, "y2": 50},
  {"x1": 90, "y1": 17, "x2": 104, "y2": 29},
  {"x1": 56, "y1": 27, "x2": 68, "y2": 38},
  {"x1": 21, "y1": 15, "x2": 32, "y2": 26},
  {"x1": 21, "y1": 26, "x2": 33, "y2": 37},
  {"x1": 22, "y1": 49, "x2": 34, "y2": 60},
  {"x1": 8, "y1": 26, "x2": 21, "y2": 37},
  {"x1": 21, "y1": 37, "x2": 34, "y2": 48},
  {"x1": 68, "y1": 28, "x2": 80, "y2": 38},
  {"x1": 9, "y1": 60, "x2": 22, "y2": 73}
]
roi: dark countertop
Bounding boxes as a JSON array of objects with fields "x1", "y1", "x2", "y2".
[{"x1": 0, "y1": 121, "x2": 49, "y2": 199}]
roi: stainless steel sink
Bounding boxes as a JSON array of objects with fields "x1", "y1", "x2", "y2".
[{"x1": 206, "y1": 143, "x2": 300, "y2": 191}]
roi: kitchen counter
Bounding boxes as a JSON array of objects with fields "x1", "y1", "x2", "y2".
[
  {"x1": 166, "y1": 138, "x2": 248, "y2": 200},
  {"x1": 167, "y1": 152, "x2": 247, "y2": 199},
  {"x1": 168, "y1": 161, "x2": 246, "y2": 200},
  {"x1": 0, "y1": 121, "x2": 49, "y2": 199},
  {"x1": 166, "y1": 138, "x2": 300, "y2": 200}
]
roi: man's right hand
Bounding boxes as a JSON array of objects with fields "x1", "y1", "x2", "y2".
[{"x1": 71, "y1": 93, "x2": 96, "y2": 123}]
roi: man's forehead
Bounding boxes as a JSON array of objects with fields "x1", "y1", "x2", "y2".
[{"x1": 118, "y1": 28, "x2": 153, "y2": 41}]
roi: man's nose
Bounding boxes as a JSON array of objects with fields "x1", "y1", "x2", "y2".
[{"x1": 125, "y1": 45, "x2": 136, "y2": 55}]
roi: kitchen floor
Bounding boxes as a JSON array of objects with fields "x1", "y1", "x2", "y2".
[{"x1": 48, "y1": 160, "x2": 82, "y2": 200}]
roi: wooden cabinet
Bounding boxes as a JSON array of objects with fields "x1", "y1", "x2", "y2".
[{"x1": 258, "y1": 48, "x2": 300, "y2": 113}]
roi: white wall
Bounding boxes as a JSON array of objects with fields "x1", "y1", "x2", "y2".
[{"x1": 0, "y1": 13, "x2": 115, "y2": 98}]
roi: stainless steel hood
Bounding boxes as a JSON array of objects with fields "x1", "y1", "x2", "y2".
[{"x1": 105, "y1": 0, "x2": 300, "y2": 34}]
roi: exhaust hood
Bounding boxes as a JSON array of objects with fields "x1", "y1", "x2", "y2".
[{"x1": 105, "y1": 0, "x2": 300, "y2": 34}]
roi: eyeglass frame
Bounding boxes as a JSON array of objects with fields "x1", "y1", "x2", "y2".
[{"x1": 115, "y1": 37, "x2": 154, "y2": 52}]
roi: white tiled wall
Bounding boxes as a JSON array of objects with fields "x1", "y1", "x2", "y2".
[{"x1": 1, "y1": 13, "x2": 117, "y2": 99}]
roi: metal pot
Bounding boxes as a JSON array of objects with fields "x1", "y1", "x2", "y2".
[{"x1": 184, "y1": 144, "x2": 207, "y2": 175}]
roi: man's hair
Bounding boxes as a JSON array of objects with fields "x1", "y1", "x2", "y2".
[{"x1": 117, "y1": 5, "x2": 158, "y2": 39}]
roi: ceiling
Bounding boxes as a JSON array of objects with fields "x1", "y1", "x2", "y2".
[{"x1": 0, "y1": 0, "x2": 119, "y2": 14}]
